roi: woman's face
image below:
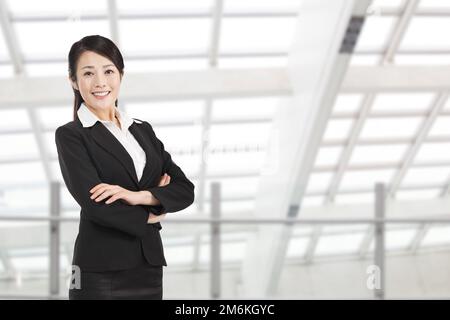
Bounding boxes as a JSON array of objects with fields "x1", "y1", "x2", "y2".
[{"x1": 71, "y1": 50, "x2": 122, "y2": 112}]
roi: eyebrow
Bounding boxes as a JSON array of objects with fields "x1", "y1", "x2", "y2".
[{"x1": 81, "y1": 64, "x2": 115, "y2": 70}]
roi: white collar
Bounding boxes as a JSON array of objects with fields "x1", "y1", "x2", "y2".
[{"x1": 77, "y1": 102, "x2": 136, "y2": 130}]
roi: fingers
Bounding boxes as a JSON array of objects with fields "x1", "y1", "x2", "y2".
[
  {"x1": 147, "y1": 213, "x2": 167, "y2": 224},
  {"x1": 105, "y1": 193, "x2": 121, "y2": 204},
  {"x1": 90, "y1": 184, "x2": 119, "y2": 202},
  {"x1": 158, "y1": 173, "x2": 171, "y2": 187},
  {"x1": 162, "y1": 175, "x2": 170, "y2": 186},
  {"x1": 93, "y1": 189, "x2": 116, "y2": 202},
  {"x1": 158, "y1": 174, "x2": 167, "y2": 186},
  {"x1": 89, "y1": 183, "x2": 107, "y2": 194}
]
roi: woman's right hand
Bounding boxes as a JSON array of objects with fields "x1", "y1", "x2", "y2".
[{"x1": 147, "y1": 173, "x2": 170, "y2": 224}]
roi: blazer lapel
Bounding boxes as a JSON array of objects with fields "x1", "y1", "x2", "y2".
[
  {"x1": 128, "y1": 123, "x2": 155, "y2": 188},
  {"x1": 91, "y1": 122, "x2": 140, "y2": 187}
]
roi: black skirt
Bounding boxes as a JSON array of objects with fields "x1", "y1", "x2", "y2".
[{"x1": 69, "y1": 255, "x2": 163, "y2": 300}]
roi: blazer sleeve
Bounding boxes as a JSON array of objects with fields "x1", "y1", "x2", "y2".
[
  {"x1": 144, "y1": 122, "x2": 195, "y2": 214},
  {"x1": 55, "y1": 125, "x2": 149, "y2": 238}
]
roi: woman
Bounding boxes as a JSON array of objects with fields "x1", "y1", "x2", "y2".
[{"x1": 55, "y1": 35, "x2": 195, "y2": 300}]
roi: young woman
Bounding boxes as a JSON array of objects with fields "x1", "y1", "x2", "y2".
[{"x1": 55, "y1": 35, "x2": 195, "y2": 300}]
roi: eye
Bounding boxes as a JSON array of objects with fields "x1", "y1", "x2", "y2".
[
  {"x1": 83, "y1": 71, "x2": 93, "y2": 76},
  {"x1": 105, "y1": 69, "x2": 114, "y2": 74}
]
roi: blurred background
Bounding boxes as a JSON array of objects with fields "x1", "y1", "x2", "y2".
[{"x1": 1, "y1": 0, "x2": 450, "y2": 299}]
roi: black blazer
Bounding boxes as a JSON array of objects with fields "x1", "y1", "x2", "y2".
[{"x1": 55, "y1": 116, "x2": 195, "y2": 272}]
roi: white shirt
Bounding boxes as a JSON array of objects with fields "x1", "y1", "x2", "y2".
[{"x1": 77, "y1": 102, "x2": 147, "y2": 182}]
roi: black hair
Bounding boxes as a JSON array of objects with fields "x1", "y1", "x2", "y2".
[{"x1": 68, "y1": 35, "x2": 124, "y2": 120}]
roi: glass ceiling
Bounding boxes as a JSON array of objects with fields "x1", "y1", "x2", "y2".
[{"x1": 0, "y1": 0, "x2": 450, "y2": 277}]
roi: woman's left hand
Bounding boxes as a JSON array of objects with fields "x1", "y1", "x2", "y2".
[{"x1": 89, "y1": 183, "x2": 143, "y2": 206}]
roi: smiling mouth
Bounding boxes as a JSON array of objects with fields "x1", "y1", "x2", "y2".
[{"x1": 91, "y1": 91, "x2": 111, "y2": 99}]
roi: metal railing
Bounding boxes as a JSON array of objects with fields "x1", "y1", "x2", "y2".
[{"x1": 1, "y1": 181, "x2": 450, "y2": 299}]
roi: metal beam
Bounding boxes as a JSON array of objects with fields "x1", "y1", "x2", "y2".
[
  {"x1": 388, "y1": 93, "x2": 448, "y2": 197},
  {"x1": 210, "y1": 182, "x2": 221, "y2": 299},
  {"x1": 409, "y1": 223, "x2": 431, "y2": 253},
  {"x1": 196, "y1": 0, "x2": 223, "y2": 213},
  {"x1": 357, "y1": 0, "x2": 420, "y2": 258},
  {"x1": 383, "y1": 0, "x2": 419, "y2": 64},
  {"x1": 3, "y1": 124, "x2": 450, "y2": 147},
  {"x1": 240, "y1": 0, "x2": 371, "y2": 297},
  {"x1": 49, "y1": 181, "x2": 60, "y2": 297},
  {"x1": 7, "y1": 6, "x2": 450, "y2": 24},
  {"x1": 323, "y1": 135, "x2": 450, "y2": 146},
  {"x1": 406, "y1": 92, "x2": 450, "y2": 252},
  {"x1": 3, "y1": 66, "x2": 450, "y2": 108},
  {"x1": 1, "y1": 197, "x2": 450, "y2": 249},
  {"x1": 107, "y1": 0, "x2": 120, "y2": 46},
  {"x1": 314, "y1": 160, "x2": 450, "y2": 172},
  {"x1": 0, "y1": 250, "x2": 14, "y2": 277},
  {"x1": 341, "y1": 66, "x2": 450, "y2": 92},
  {"x1": 301, "y1": 1, "x2": 377, "y2": 264},
  {"x1": 0, "y1": 0, "x2": 54, "y2": 184},
  {"x1": 327, "y1": 95, "x2": 375, "y2": 201},
  {"x1": 305, "y1": 96, "x2": 374, "y2": 262},
  {"x1": 369, "y1": 93, "x2": 447, "y2": 257},
  {"x1": 374, "y1": 183, "x2": 385, "y2": 299},
  {"x1": 2, "y1": 47, "x2": 450, "y2": 67},
  {"x1": 9, "y1": 8, "x2": 301, "y2": 22},
  {"x1": 0, "y1": 68, "x2": 291, "y2": 108},
  {"x1": 332, "y1": 110, "x2": 450, "y2": 119},
  {"x1": 192, "y1": 234, "x2": 201, "y2": 271},
  {"x1": 0, "y1": 209, "x2": 450, "y2": 250},
  {"x1": 0, "y1": 0, "x2": 24, "y2": 74},
  {"x1": 0, "y1": 50, "x2": 288, "y2": 66},
  {"x1": 27, "y1": 109, "x2": 54, "y2": 181},
  {"x1": 3, "y1": 47, "x2": 450, "y2": 68},
  {"x1": 1, "y1": 180, "x2": 448, "y2": 204}
]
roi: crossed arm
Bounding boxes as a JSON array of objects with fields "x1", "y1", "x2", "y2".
[
  {"x1": 88, "y1": 174, "x2": 171, "y2": 224},
  {"x1": 55, "y1": 124, "x2": 194, "y2": 238}
]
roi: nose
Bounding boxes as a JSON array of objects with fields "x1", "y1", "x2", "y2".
[{"x1": 93, "y1": 72, "x2": 107, "y2": 88}]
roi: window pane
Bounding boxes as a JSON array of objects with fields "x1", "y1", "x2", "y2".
[
  {"x1": 0, "y1": 109, "x2": 31, "y2": 129},
  {"x1": 315, "y1": 233, "x2": 365, "y2": 256},
  {"x1": 0, "y1": 134, "x2": 40, "y2": 158},
  {"x1": 334, "y1": 193, "x2": 374, "y2": 205},
  {"x1": 119, "y1": 19, "x2": 210, "y2": 54},
  {"x1": 371, "y1": 93, "x2": 435, "y2": 113},
  {"x1": 415, "y1": 143, "x2": 450, "y2": 163},
  {"x1": 349, "y1": 145, "x2": 409, "y2": 165},
  {"x1": 401, "y1": 18, "x2": 450, "y2": 50},
  {"x1": 212, "y1": 97, "x2": 279, "y2": 119},
  {"x1": 332, "y1": 94, "x2": 364, "y2": 113},
  {"x1": 15, "y1": 21, "x2": 110, "y2": 58},
  {"x1": 219, "y1": 56, "x2": 288, "y2": 68},
  {"x1": 340, "y1": 169, "x2": 395, "y2": 190},
  {"x1": 305, "y1": 172, "x2": 333, "y2": 194},
  {"x1": 429, "y1": 116, "x2": 450, "y2": 136},
  {"x1": 126, "y1": 100, "x2": 203, "y2": 123},
  {"x1": 360, "y1": 117, "x2": 423, "y2": 139},
  {"x1": 323, "y1": 119, "x2": 354, "y2": 140},
  {"x1": 401, "y1": 167, "x2": 450, "y2": 186},
  {"x1": 395, "y1": 189, "x2": 441, "y2": 200},
  {"x1": 7, "y1": 0, "x2": 106, "y2": 14},
  {"x1": 355, "y1": 16, "x2": 396, "y2": 51},
  {"x1": 314, "y1": 146, "x2": 343, "y2": 167},
  {"x1": 220, "y1": 17, "x2": 296, "y2": 52},
  {"x1": 225, "y1": 0, "x2": 301, "y2": 10},
  {"x1": 117, "y1": 0, "x2": 213, "y2": 11},
  {"x1": 124, "y1": 58, "x2": 208, "y2": 72}
]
